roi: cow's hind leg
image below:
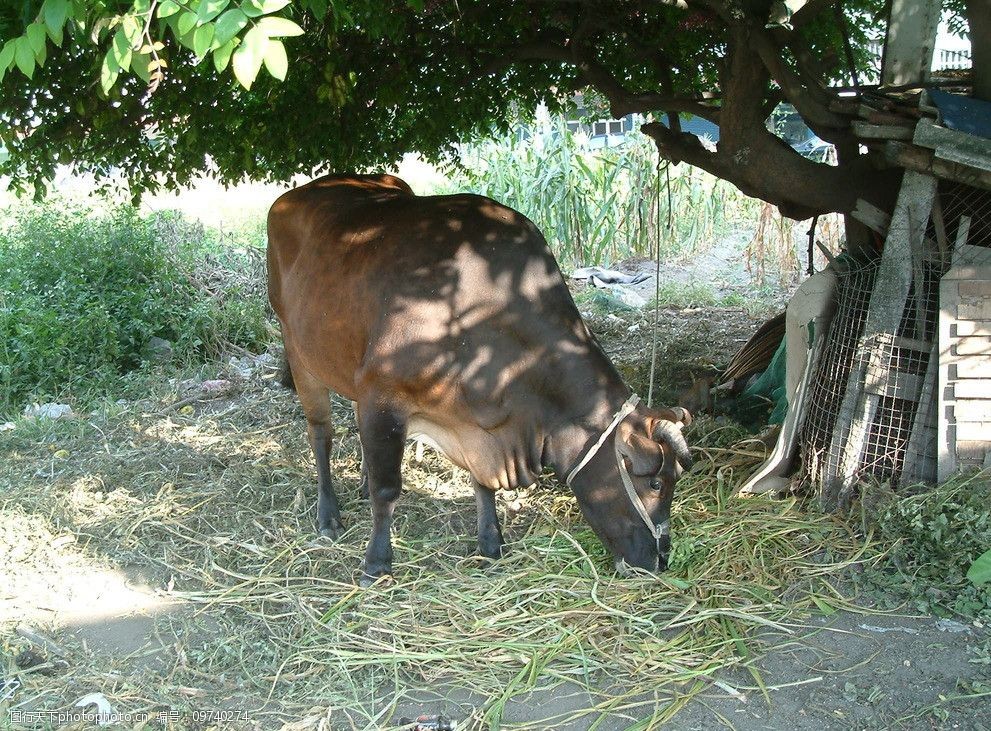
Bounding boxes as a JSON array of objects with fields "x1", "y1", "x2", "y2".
[
  {"x1": 289, "y1": 357, "x2": 344, "y2": 539},
  {"x1": 473, "y1": 479, "x2": 505, "y2": 560},
  {"x1": 357, "y1": 402, "x2": 407, "y2": 586}
]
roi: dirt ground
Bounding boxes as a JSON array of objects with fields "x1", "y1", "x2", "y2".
[
  {"x1": 2, "y1": 255, "x2": 990, "y2": 730},
  {"x1": 4, "y1": 400, "x2": 989, "y2": 731}
]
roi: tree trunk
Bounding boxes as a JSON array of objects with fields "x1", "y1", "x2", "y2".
[{"x1": 966, "y1": 0, "x2": 991, "y2": 101}]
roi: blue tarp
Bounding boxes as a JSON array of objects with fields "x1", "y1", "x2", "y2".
[{"x1": 929, "y1": 89, "x2": 991, "y2": 140}]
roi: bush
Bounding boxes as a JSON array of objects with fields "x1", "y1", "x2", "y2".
[
  {"x1": 859, "y1": 475, "x2": 991, "y2": 618},
  {"x1": 0, "y1": 200, "x2": 270, "y2": 415}
]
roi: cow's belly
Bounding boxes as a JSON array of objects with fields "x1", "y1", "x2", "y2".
[{"x1": 407, "y1": 416, "x2": 538, "y2": 490}]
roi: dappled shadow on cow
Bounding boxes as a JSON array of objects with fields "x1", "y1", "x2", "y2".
[{"x1": 267, "y1": 173, "x2": 694, "y2": 585}]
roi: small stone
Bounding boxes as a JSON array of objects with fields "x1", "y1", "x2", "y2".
[
  {"x1": 201, "y1": 379, "x2": 232, "y2": 393},
  {"x1": 143, "y1": 336, "x2": 174, "y2": 363}
]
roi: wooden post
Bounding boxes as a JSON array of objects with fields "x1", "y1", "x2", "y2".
[{"x1": 881, "y1": 0, "x2": 941, "y2": 87}]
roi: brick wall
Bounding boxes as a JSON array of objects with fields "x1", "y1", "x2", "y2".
[{"x1": 938, "y1": 263, "x2": 991, "y2": 480}]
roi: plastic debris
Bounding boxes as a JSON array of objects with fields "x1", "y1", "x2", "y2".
[
  {"x1": 571, "y1": 267, "x2": 650, "y2": 285},
  {"x1": 935, "y1": 618, "x2": 970, "y2": 633},
  {"x1": 74, "y1": 692, "x2": 115, "y2": 726},
  {"x1": 0, "y1": 678, "x2": 20, "y2": 702},
  {"x1": 398, "y1": 715, "x2": 457, "y2": 731},
  {"x1": 23, "y1": 402, "x2": 73, "y2": 420},
  {"x1": 858, "y1": 623, "x2": 920, "y2": 635}
]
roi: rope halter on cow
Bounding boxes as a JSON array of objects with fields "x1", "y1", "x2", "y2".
[{"x1": 564, "y1": 394, "x2": 673, "y2": 554}]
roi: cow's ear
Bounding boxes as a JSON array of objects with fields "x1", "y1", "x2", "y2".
[{"x1": 617, "y1": 431, "x2": 664, "y2": 477}]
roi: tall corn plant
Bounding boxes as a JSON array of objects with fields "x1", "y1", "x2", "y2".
[{"x1": 452, "y1": 115, "x2": 752, "y2": 268}]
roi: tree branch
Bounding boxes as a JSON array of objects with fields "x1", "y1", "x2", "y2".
[
  {"x1": 749, "y1": 26, "x2": 849, "y2": 133},
  {"x1": 790, "y1": 0, "x2": 838, "y2": 28},
  {"x1": 483, "y1": 40, "x2": 720, "y2": 121}
]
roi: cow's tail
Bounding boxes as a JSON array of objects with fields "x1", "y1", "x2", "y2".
[{"x1": 279, "y1": 349, "x2": 296, "y2": 391}]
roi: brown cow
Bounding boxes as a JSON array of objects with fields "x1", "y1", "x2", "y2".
[{"x1": 267, "y1": 174, "x2": 692, "y2": 585}]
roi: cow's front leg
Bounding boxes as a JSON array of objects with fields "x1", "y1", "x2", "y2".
[
  {"x1": 352, "y1": 401, "x2": 370, "y2": 500},
  {"x1": 473, "y1": 479, "x2": 505, "y2": 560},
  {"x1": 357, "y1": 402, "x2": 407, "y2": 586}
]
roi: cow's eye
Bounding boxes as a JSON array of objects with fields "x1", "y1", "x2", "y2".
[{"x1": 649, "y1": 477, "x2": 661, "y2": 491}]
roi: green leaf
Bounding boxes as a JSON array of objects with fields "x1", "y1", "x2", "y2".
[
  {"x1": 241, "y1": 0, "x2": 290, "y2": 17},
  {"x1": 240, "y1": 0, "x2": 264, "y2": 18},
  {"x1": 26, "y1": 23, "x2": 47, "y2": 54},
  {"x1": 967, "y1": 549, "x2": 991, "y2": 586},
  {"x1": 213, "y1": 37, "x2": 236, "y2": 72},
  {"x1": 262, "y1": 38, "x2": 287, "y2": 79},
  {"x1": 132, "y1": 51, "x2": 152, "y2": 82},
  {"x1": 100, "y1": 50, "x2": 120, "y2": 93},
  {"x1": 193, "y1": 23, "x2": 215, "y2": 58},
  {"x1": 214, "y1": 8, "x2": 248, "y2": 45},
  {"x1": 43, "y1": 0, "x2": 70, "y2": 33},
  {"x1": 177, "y1": 11, "x2": 198, "y2": 35},
  {"x1": 13, "y1": 38, "x2": 35, "y2": 78},
  {"x1": 197, "y1": 0, "x2": 230, "y2": 24},
  {"x1": 811, "y1": 595, "x2": 837, "y2": 616},
  {"x1": 44, "y1": 21, "x2": 64, "y2": 46},
  {"x1": 157, "y1": 0, "x2": 181, "y2": 18},
  {"x1": 121, "y1": 15, "x2": 143, "y2": 46},
  {"x1": 256, "y1": 16, "x2": 303, "y2": 37},
  {"x1": 111, "y1": 28, "x2": 132, "y2": 71},
  {"x1": 0, "y1": 40, "x2": 15, "y2": 71},
  {"x1": 231, "y1": 25, "x2": 267, "y2": 88}
]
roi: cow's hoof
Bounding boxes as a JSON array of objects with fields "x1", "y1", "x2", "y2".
[
  {"x1": 477, "y1": 542, "x2": 505, "y2": 562},
  {"x1": 358, "y1": 571, "x2": 392, "y2": 588},
  {"x1": 318, "y1": 518, "x2": 343, "y2": 541}
]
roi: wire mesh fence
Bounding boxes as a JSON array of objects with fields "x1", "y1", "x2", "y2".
[{"x1": 800, "y1": 176, "x2": 988, "y2": 500}]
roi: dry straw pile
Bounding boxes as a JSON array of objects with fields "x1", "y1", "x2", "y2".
[{"x1": 0, "y1": 327, "x2": 878, "y2": 729}]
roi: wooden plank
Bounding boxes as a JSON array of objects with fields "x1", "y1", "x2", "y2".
[
  {"x1": 931, "y1": 193, "x2": 949, "y2": 261},
  {"x1": 864, "y1": 369, "x2": 925, "y2": 401},
  {"x1": 852, "y1": 198, "x2": 892, "y2": 236},
  {"x1": 852, "y1": 121, "x2": 914, "y2": 140},
  {"x1": 884, "y1": 143, "x2": 991, "y2": 192},
  {"x1": 914, "y1": 119, "x2": 991, "y2": 174},
  {"x1": 902, "y1": 342, "x2": 939, "y2": 485}
]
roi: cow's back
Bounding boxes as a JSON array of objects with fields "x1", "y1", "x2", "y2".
[{"x1": 267, "y1": 174, "x2": 601, "y2": 434}]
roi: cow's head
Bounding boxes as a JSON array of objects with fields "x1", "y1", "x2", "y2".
[{"x1": 569, "y1": 405, "x2": 692, "y2": 574}]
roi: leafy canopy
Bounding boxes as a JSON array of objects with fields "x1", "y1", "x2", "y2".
[{"x1": 0, "y1": 1, "x2": 956, "y2": 215}]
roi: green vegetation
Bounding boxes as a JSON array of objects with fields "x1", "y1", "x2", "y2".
[
  {"x1": 859, "y1": 475, "x2": 991, "y2": 618},
  {"x1": 0, "y1": 200, "x2": 269, "y2": 416},
  {"x1": 450, "y1": 121, "x2": 751, "y2": 268}
]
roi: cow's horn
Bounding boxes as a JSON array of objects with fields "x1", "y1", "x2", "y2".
[
  {"x1": 651, "y1": 420, "x2": 693, "y2": 470},
  {"x1": 670, "y1": 407, "x2": 692, "y2": 428}
]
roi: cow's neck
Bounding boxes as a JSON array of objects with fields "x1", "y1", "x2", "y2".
[{"x1": 543, "y1": 373, "x2": 631, "y2": 480}]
